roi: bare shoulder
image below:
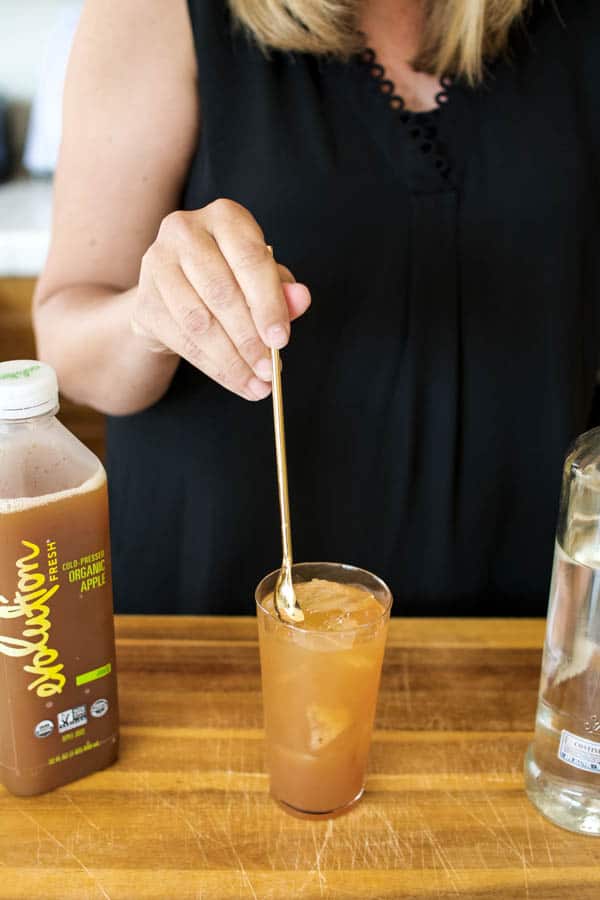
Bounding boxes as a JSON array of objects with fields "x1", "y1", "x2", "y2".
[
  {"x1": 67, "y1": 0, "x2": 198, "y2": 164},
  {"x1": 74, "y1": 0, "x2": 197, "y2": 82}
]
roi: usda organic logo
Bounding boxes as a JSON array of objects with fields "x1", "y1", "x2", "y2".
[
  {"x1": 91, "y1": 699, "x2": 109, "y2": 718},
  {"x1": 34, "y1": 719, "x2": 54, "y2": 738}
]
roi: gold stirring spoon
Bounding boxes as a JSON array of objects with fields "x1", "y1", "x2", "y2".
[{"x1": 268, "y1": 247, "x2": 304, "y2": 625}]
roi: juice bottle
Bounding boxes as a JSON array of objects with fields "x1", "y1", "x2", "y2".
[{"x1": 0, "y1": 360, "x2": 119, "y2": 796}]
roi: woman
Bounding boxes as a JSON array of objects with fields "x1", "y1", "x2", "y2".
[{"x1": 33, "y1": 0, "x2": 599, "y2": 616}]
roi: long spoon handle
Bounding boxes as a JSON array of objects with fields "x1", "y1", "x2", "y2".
[{"x1": 271, "y1": 346, "x2": 293, "y2": 568}]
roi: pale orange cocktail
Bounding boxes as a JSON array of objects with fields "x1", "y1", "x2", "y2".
[{"x1": 256, "y1": 562, "x2": 392, "y2": 817}]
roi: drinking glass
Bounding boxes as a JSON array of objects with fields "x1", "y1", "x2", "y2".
[{"x1": 256, "y1": 561, "x2": 392, "y2": 817}]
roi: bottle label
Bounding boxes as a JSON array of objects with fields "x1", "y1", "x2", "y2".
[
  {"x1": 0, "y1": 477, "x2": 119, "y2": 785},
  {"x1": 558, "y1": 729, "x2": 600, "y2": 774}
]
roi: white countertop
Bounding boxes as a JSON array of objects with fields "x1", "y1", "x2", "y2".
[{"x1": 0, "y1": 177, "x2": 53, "y2": 277}]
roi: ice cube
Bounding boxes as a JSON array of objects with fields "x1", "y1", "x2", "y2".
[{"x1": 306, "y1": 704, "x2": 352, "y2": 752}]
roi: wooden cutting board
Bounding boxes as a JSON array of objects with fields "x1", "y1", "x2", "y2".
[{"x1": 1, "y1": 616, "x2": 600, "y2": 899}]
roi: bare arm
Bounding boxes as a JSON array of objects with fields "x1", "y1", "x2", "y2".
[
  {"x1": 34, "y1": 0, "x2": 310, "y2": 415},
  {"x1": 34, "y1": 0, "x2": 199, "y2": 414}
]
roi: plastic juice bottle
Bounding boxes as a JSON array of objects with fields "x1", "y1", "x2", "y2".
[{"x1": 0, "y1": 360, "x2": 119, "y2": 796}]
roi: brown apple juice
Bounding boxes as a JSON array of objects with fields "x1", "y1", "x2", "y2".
[{"x1": 0, "y1": 360, "x2": 119, "y2": 796}]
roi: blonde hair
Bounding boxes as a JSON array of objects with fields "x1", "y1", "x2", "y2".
[{"x1": 228, "y1": 0, "x2": 528, "y2": 84}]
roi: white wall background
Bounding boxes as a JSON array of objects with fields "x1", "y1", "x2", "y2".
[
  {"x1": 1, "y1": 0, "x2": 83, "y2": 166},
  {"x1": 1, "y1": 0, "x2": 70, "y2": 102}
]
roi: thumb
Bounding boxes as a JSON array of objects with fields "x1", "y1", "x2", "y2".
[{"x1": 283, "y1": 281, "x2": 311, "y2": 321}]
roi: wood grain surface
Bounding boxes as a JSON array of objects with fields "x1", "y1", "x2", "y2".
[
  {"x1": 1, "y1": 616, "x2": 600, "y2": 900},
  {"x1": 0, "y1": 278, "x2": 105, "y2": 460}
]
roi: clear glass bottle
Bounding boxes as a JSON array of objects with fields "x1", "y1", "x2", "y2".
[
  {"x1": 0, "y1": 361, "x2": 119, "y2": 796},
  {"x1": 525, "y1": 427, "x2": 600, "y2": 834}
]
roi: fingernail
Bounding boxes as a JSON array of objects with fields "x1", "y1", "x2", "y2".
[
  {"x1": 295, "y1": 283, "x2": 311, "y2": 305},
  {"x1": 254, "y1": 358, "x2": 273, "y2": 381},
  {"x1": 267, "y1": 324, "x2": 289, "y2": 349},
  {"x1": 248, "y1": 377, "x2": 272, "y2": 400}
]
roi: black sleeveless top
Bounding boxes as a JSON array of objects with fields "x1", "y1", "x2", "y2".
[{"x1": 107, "y1": 0, "x2": 600, "y2": 617}]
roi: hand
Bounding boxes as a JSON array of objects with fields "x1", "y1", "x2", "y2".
[{"x1": 131, "y1": 199, "x2": 311, "y2": 400}]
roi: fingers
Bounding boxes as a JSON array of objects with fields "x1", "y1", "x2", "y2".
[
  {"x1": 150, "y1": 260, "x2": 271, "y2": 401},
  {"x1": 134, "y1": 202, "x2": 312, "y2": 403},
  {"x1": 175, "y1": 228, "x2": 273, "y2": 381},
  {"x1": 204, "y1": 199, "x2": 291, "y2": 349}
]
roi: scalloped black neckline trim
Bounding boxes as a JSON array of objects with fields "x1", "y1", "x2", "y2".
[
  {"x1": 355, "y1": 45, "x2": 452, "y2": 115},
  {"x1": 353, "y1": 43, "x2": 454, "y2": 180}
]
